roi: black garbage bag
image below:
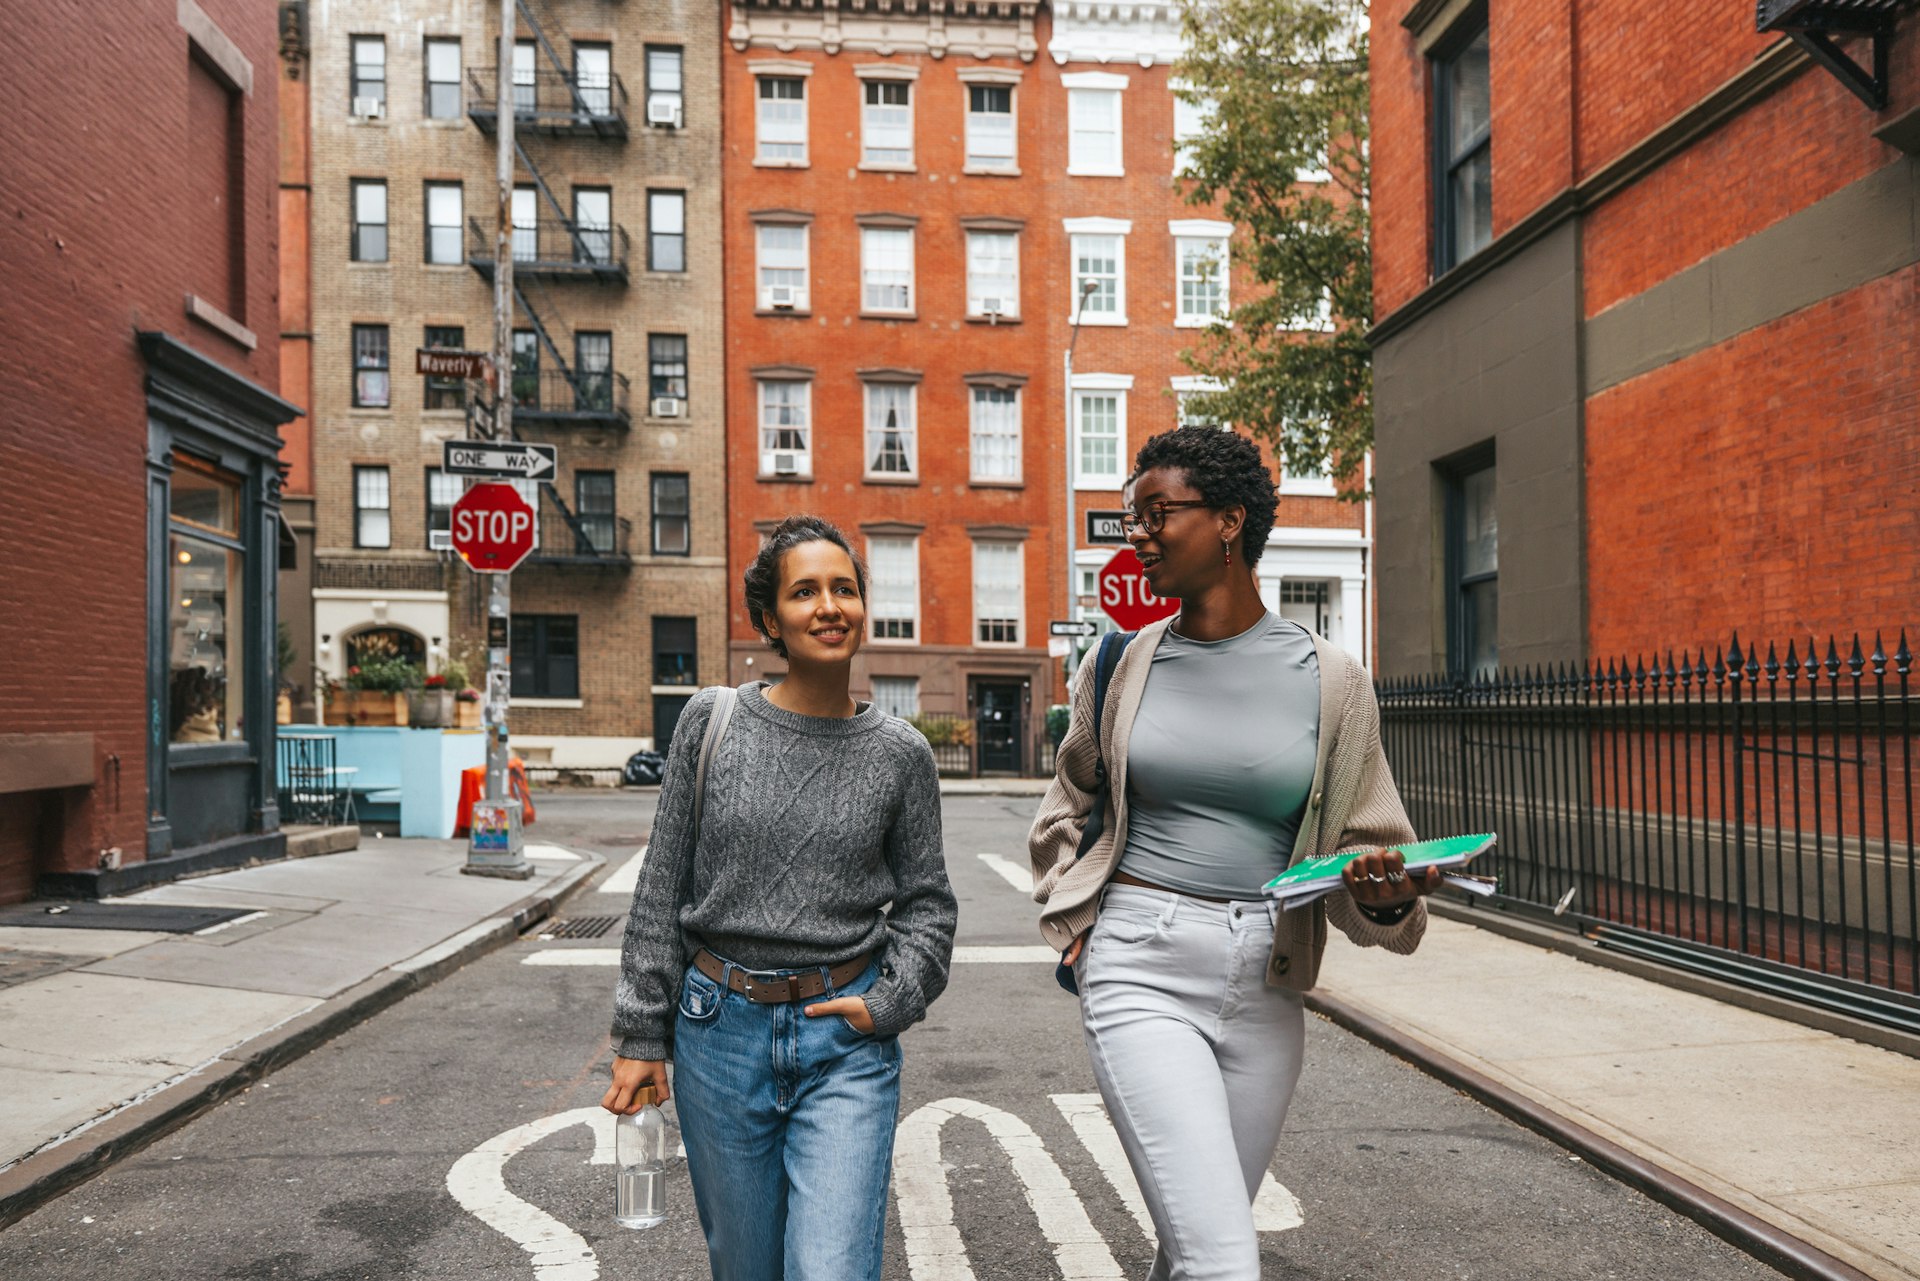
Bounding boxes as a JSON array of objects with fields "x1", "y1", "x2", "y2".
[{"x1": 622, "y1": 750, "x2": 666, "y2": 787}]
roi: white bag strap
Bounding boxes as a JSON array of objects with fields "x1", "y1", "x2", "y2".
[{"x1": 690, "y1": 686, "x2": 737, "y2": 853}]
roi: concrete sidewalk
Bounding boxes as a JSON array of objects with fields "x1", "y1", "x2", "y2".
[
  {"x1": 0, "y1": 838, "x2": 598, "y2": 1227},
  {"x1": 1315, "y1": 912, "x2": 1920, "y2": 1281}
]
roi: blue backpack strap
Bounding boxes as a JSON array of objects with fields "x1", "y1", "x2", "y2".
[{"x1": 1088, "y1": 630, "x2": 1135, "y2": 786}]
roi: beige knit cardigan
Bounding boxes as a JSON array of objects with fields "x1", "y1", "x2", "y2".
[{"x1": 1028, "y1": 617, "x2": 1425, "y2": 992}]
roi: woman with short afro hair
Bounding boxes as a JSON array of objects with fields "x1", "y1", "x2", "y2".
[{"x1": 1030, "y1": 426, "x2": 1438, "y2": 1280}]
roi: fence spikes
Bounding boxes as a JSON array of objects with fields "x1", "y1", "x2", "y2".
[
  {"x1": 1848, "y1": 634, "x2": 1866, "y2": 680},
  {"x1": 1745, "y1": 643, "x2": 1761, "y2": 682},
  {"x1": 1871, "y1": 632, "x2": 1887, "y2": 678},
  {"x1": 1726, "y1": 633, "x2": 1746, "y2": 682},
  {"x1": 1897, "y1": 630, "x2": 1913, "y2": 676},
  {"x1": 1825, "y1": 636, "x2": 1843, "y2": 679},
  {"x1": 1785, "y1": 637, "x2": 1801, "y2": 680},
  {"x1": 1764, "y1": 642, "x2": 1780, "y2": 682}
]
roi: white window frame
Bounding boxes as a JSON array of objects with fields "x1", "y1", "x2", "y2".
[
  {"x1": 965, "y1": 230, "x2": 1020, "y2": 319},
  {"x1": 1070, "y1": 373, "x2": 1132, "y2": 491},
  {"x1": 1063, "y1": 71, "x2": 1128, "y2": 177},
  {"x1": 1278, "y1": 419, "x2": 1339, "y2": 496},
  {"x1": 866, "y1": 535, "x2": 920, "y2": 644},
  {"x1": 1170, "y1": 83, "x2": 1215, "y2": 176},
  {"x1": 424, "y1": 38, "x2": 462, "y2": 120},
  {"x1": 1170, "y1": 375, "x2": 1228, "y2": 430},
  {"x1": 1171, "y1": 220, "x2": 1233, "y2": 327},
  {"x1": 425, "y1": 182, "x2": 463, "y2": 266},
  {"x1": 755, "y1": 222, "x2": 811, "y2": 311},
  {"x1": 863, "y1": 382, "x2": 918, "y2": 480},
  {"x1": 1073, "y1": 549, "x2": 1121, "y2": 636},
  {"x1": 1064, "y1": 217, "x2": 1130, "y2": 326},
  {"x1": 963, "y1": 81, "x2": 1017, "y2": 172},
  {"x1": 969, "y1": 384, "x2": 1023, "y2": 484},
  {"x1": 859, "y1": 73, "x2": 916, "y2": 170},
  {"x1": 869, "y1": 675, "x2": 920, "y2": 718},
  {"x1": 972, "y1": 540, "x2": 1025, "y2": 648},
  {"x1": 757, "y1": 379, "x2": 812, "y2": 477},
  {"x1": 754, "y1": 70, "x2": 809, "y2": 166},
  {"x1": 860, "y1": 227, "x2": 915, "y2": 315}
]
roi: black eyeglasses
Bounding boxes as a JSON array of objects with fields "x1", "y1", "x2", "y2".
[{"x1": 1120, "y1": 500, "x2": 1210, "y2": 537}]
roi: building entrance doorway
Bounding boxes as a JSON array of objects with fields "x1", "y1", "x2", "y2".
[
  {"x1": 971, "y1": 679, "x2": 1026, "y2": 775},
  {"x1": 1277, "y1": 580, "x2": 1332, "y2": 638}
]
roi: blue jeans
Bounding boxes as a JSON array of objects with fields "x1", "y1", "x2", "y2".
[{"x1": 672, "y1": 956, "x2": 903, "y2": 1281}]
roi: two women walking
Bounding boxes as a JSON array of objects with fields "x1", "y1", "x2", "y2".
[{"x1": 602, "y1": 425, "x2": 1433, "y2": 1281}]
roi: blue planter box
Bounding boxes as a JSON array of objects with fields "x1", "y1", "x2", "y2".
[{"x1": 279, "y1": 727, "x2": 486, "y2": 837}]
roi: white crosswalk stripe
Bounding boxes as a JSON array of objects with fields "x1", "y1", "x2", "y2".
[
  {"x1": 597, "y1": 846, "x2": 646, "y2": 897},
  {"x1": 977, "y1": 852, "x2": 1031, "y2": 892}
]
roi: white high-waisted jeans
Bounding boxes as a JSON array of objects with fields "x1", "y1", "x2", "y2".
[{"x1": 1076, "y1": 883, "x2": 1306, "y2": 1281}]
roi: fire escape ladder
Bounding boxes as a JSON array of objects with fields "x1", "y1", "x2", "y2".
[
  {"x1": 515, "y1": 0, "x2": 594, "y2": 119},
  {"x1": 513, "y1": 138, "x2": 593, "y2": 261},
  {"x1": 512, "y1": 282, "x2": 584, "y2": 400}
]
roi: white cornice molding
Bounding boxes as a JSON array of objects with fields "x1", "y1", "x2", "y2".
[
  {"x1": 1063, "y1": 216, "x2": 1133, "y2": 235},
  {"x1": 1049, "y1": 0, "x2": 1185, "y2": 67},
  {"x1": 731, "y1": 0, "x2": 1040, "y2": 62}
]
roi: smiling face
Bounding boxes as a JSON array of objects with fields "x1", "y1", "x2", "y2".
[
  {"x1": 762, "y1": 538, "x2": 867, "y2": 668},
  {"x1": 1125, "y1": 465, "x2": 1240, "y2": 600}
]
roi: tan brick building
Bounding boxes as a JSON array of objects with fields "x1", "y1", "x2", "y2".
[{"x1": 301, "y1": 0, "x2": 726, "y2": 763}]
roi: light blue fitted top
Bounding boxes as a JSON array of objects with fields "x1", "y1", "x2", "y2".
[{"x1": 1117, "y1": 613, "x2": 1320, "y2": 900}]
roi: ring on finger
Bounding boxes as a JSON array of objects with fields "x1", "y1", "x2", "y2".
[
  {"x1": 1386, "y1": 870, "x2": 1407, "y2": 884},
  {"x1": 1366, "y1": 872, "x2": 1386, "y2": 884}
]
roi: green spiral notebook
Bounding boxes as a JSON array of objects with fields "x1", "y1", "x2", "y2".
[{"x1": 1261, "y1": 833, "x2": 1498, "y2": 906}]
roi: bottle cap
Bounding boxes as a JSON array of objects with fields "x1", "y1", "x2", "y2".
[{"x1": 634, "y1": 1083, "x2": 657, "y2": 1110}]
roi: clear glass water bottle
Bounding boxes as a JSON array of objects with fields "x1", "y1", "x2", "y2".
[{"x1": 615, "y1": 1084, "x2": 667, "y2": 1229}]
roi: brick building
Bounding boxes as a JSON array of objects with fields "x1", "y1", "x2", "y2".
[
  {"x1": 723, "y1": 0, "x2": 1371, "y2": 775},
  {"x1": 0, "y1": 0, "x2": 299, "y2": 901},
  {"x1": 299, "y1": 0, "x2": 727, "y2": 763},
  {"x1": 1369, "y1": 0, "x2": 1920, "y2": 677}
]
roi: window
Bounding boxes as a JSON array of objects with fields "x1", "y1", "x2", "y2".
[
  {"x1": 1072, "y1": 383, "x2": 1128, "y2": 488},
  {"x1": 511, "y1": 329, "x2": 539, "y2": 407},
  {"x1": 426, "y1": 466, "x2": 461, "y2": 537},
  {"x1": 425, "y1": 182, "x2": 462, "y2": 265},
  {"x1": 511, "y1": 615, "x2": 579, "y2": 699},
  {"x1": 1066, "y1": 84, "x2": 1123, "y2": 175},
  {"x1": 187, "y1": 54, "x2": 244, "y2": 319},
  {"x1": 573, "y1": 187, "x2": 612, "y2": 265},
  {"x1": 1070, "y1": 231, "x2": 1126, "y2": 322},
  {"x1": 511, "y1": 185, "x2": 537, "y2": 262},
  {"x1": 651, "y1": 473, "x2": 690, "y2": 556},
  {"x1": 862, "y1": 80, "x2": 912, "y2": 166},
  {"x1": 575, "y1": 333, "x2": 612, "y2": 412},
  {"x1": 350, "y1": 36, "x2": 385, "y2": 112},
  {"x1": 867, "y1": 536, "x2": 919, "y2": 642},
  {"x1": 1171, "y1": 89, "x2": 1214, "y2": 175},
  {"x1": 973, "y1": 542, "x2": 1024, "y2": 646},
  {"x1": 572, "y1": 471, "x2": 615, "y2": 554},
  {"x1": 861, "y1": 227, "x2": 914, "y2": 313},
  {"x1": 1280, "y1": 446, "x2": 1336, "y2": 494},
  {"x1": 649, "y1": 334, "x2": 688, "y2": 403},
  {"x1": 1173, "y1": 378, "x2": 1226, "y2": 429},
  {"x1": 757, "y1": 76, "x2": 806, "y2": 162},
  {"x1": 1175, "y1": 235, "x2": 1228, "y2": 325},
  {"x1": 1277, "y1": 580, "x2": 1332, "y2": 638},
  {"x1": 1074, "y1": 558, "x2": 1120, "y2": 637},
  {"x1": 756, "y1": 223, "x2": 809, "y2": 308},
  {"x1": 512, "y1": 40, "x2": 536, "y2": 114},
  {"x1": 1447, "y1": 462, "x2": 1498, "y2": 677},
  {"x1": 966, "y1": 231, "x2": 1019, "y2": 318},
  {"x1": 646, "y1": 46, "x2": 683, "y2": 123},
  {"x1": 168, "y1": 459, "x2": 246, "y2": 743},
  {"x1": 970, "y1": 386, "x2": 1021, "y2": 483},
  {"x1": 759, "y1": 380, "x2": 811, "y2": 475},
  {"x1": 425, "y1": 38, "x2": 461, "y2": 118},
  {"x1": 865, "y1": 383, "x2": 916, "y2": 478},
  {"x1": 648, "y1": 190, "x2": 685, "y2": 271},
  {"x1": 353, "y1": 465, "x2": 391, "y2": 548},
  {"x1": 1434, "y1": 20, "x2": 1491, "y2": 273},
  {"x1": 352, "y1": 324, "x2": 389, "y2": 407},
  {"x1": 574, "y1": 43, "x2": 613, "y2": 117},
  {"x1": 966, "y1": 84, "x2": 1015, "y2": 169},
  {"x1": 869, "y1": 676, "x2": 919, "y2": 718},
  {"x1": 653, "y1": 617, "x2": 697, "y2": 687},
  {"x1": 351, "y1": 180, "x2": 387, "y2": 262},
  {"x1": 423, "y1": 325, "x2": 465, "y2": 410}
]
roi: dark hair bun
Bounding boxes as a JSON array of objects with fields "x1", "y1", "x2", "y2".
[{"x1": 742, "y1": 515, "x2": 868, "y2": 659}]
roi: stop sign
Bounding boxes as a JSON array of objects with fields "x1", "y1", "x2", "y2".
[
  {"x1": 451, "y1": 482, "x2": 537, "y2": 573},
  {"x1": 1098, "y1": 548, "x2": 1181, "y2": 630}
]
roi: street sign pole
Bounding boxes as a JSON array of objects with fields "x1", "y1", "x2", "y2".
[{"x1": 466, "y1": 0, "x2": 530, "y2": 879}]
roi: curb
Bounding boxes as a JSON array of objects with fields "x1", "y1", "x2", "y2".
[
  {"x1": 0, "y1": 851, "x2": 604, "y2": 1231},
  {"x1": 1303, "y1": 989, "x2": 1879, "y2": 1281}
]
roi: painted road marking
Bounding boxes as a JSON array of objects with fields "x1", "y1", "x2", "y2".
[
  {"x1": 446, "y1": 1107, "x2": 608, "y2": 1281},
  {"x1": 522, "y1": 944, "x2": 1057, "y2": 968},
  {"x1": 525, "y1": 844, "x2": 583, "y2": 861},
  {"x1": 597, "y1": 846, "x2": 646, "y2": 897},
  {"x1": 1050, "y1": 1093, "x2": 1303, "y2": 1239},
  {"x1": 977, "y1": 853, "x2": 1031, "y2": 892},
  {"x1": 896, "y1": 1097, "x2": 1124, "y2": 1280}
]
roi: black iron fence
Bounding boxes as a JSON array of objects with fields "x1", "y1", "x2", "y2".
[
  {"x1": 527, "y1": 507, "x2": 631, "y2": 565},
  {"x1": 466, "y1": 216, "x2": 630, "y2": 281},
  {"x1": 510, "y1": 368, "x2": 631, "y2": 427},
  {"x1": 465, "y1": 67, "x2": 629, "y2": 136},
  {"x1": 1378, "y1": 633, "x2": 1919, "y2": 1033}
]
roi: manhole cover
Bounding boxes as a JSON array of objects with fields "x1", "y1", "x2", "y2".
[{"x1": 542, "y1": 915, "x2": 621, "y2": 940}]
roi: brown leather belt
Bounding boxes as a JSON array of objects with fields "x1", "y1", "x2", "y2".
[
  {"x1": 693, "y1": 948, "x2": 873, "y2": 1005},
  {"x1": 1108, "y1": 870, "x2": 1234, "y2": 904}
]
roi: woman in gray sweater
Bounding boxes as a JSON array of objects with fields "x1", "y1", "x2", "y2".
[{"x1": 603, "y1": 515, "x2": 956, "y2": 1281}]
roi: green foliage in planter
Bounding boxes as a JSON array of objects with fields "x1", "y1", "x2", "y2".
[
  {"x1": 1047, "y1": 704, "x2": 1072, "y2": 746},
  {"x1": 345, "y1": 656, "x2": 424, "y2": 693},
  {"x1": 906, "y1": 714, "x2": 974, "y2": 748}
]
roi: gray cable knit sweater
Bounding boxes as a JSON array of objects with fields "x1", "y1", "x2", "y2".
[{"x1": 612, "y1": 682, "x2": 957, "y2": 1061}]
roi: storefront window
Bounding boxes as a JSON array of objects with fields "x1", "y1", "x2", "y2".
[{"x1": 169, "y1": 538, "x2": 244, "y2": 743}]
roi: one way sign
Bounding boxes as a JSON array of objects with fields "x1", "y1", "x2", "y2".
[{"x1": 443, "y1": 440, "x2": 557, "y2": 481}]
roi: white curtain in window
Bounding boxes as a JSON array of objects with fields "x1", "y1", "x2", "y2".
[
  {"x1": 970, "y1": 387, "x2": 1021, "y2": 481},
  {"x1": 865, "y1": 383, "x2": 915, "y2": 475},
  {"x1": 427, "y1": 184, "x2": 462, "y2": 264},
  {"x1": 863, "y1": 80, "x2": 912, "y2": 164},
  {"x1": 1068, "y1": 89, "x2": 1119, "y2": 170},
  {"x1": 966, "y1": 231, "x2": 1018, "y2": 315},
  {"x1": 758, "y1": 225, "x2": 808, "y2": 296},
  {"x1": 972, "y1": 542, "x2": 1024, "y2": 645},
  {"x1": 759, "y1": 381, "x2": 809, "y2": 454},
  {"x1": 862, "y1": 228, "x2": 913, "y2": 311},
  {"x1": 867, "y1": 537, "x2": 918, "y2": 641},
  {"x1": 758, "y1": 78, "x2": 806, "y2": 160}
]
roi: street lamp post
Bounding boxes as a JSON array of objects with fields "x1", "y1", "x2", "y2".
[{"x1": 1063, "y1": 278, "x2": 1100, "y2": 681}]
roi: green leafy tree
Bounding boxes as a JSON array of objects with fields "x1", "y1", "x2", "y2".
[{"x1": 1174, "y1": 0, "x2": 1370, "y2": 494}]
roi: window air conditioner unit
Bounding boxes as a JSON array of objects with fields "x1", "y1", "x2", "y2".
[
  {"x1": 773, "y1": 453, "x2": 800, "y2": 475},
  {"x1": 428, "y1": 529, "x2": 453, "y2": 552},
  {"x1": 647, "y1": 96, "x2": 683, "y2": 128},
  {"x1": 651, "y1": 397, "x2": 683, "y2": 418},
  {"x1": 352, "y1": 97, "x2": 384, "y2": 119},
  {"x1": 981, "y1": 296, "x2": 1005, "y2": 316},
  {"x1": 768, "y1": 285, "x2": 798, "y2": 310}
]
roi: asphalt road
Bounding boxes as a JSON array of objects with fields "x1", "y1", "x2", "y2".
[{"x1": 0, "y1": 792, "x2": 1787, "y2": 1280}]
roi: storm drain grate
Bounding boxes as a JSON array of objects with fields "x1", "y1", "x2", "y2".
[{"x1": 541, "y1": 915, "x2": 621, "y2": 940}]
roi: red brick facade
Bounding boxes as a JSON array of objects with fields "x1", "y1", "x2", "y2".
[{"x1": 0, "y1": 0, "x2": 284, "y2": 900}]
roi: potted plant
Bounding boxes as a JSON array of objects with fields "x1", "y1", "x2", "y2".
[
  {"x1": 455, "y1": 686, "x2": 483, "y2": 729},
  {"x1": 409, "y1": 673, "x2": 456, "y2": 728},
  {"x1": 343, "y1": 657, "x2": 422, "y2": 726}
]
